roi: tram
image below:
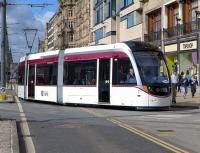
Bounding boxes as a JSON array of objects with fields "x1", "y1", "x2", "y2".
[{"x1": 18, "y1": 41, "x2": 171, "y2": 107}]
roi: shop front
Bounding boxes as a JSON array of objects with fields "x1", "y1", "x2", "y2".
[
  {"x1": 164, "y1": 40, "x2": 199, "y2": 77},
  {"x1": 164, "y1": 43, "x2": 178, "y2": 74},
  {"x1": 179, "y1": 41, "x2": 198, "y2": 76}
]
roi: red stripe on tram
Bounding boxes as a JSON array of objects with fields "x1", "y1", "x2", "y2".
[
  {"x1": 27, "y1": 56, "x2": 59, "y2": 64},
  {"x1": 64, "y1": 51, "x2": 128, "y2": 60}
]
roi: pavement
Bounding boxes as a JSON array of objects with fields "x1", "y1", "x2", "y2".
[
  {"x1": 0, "y1": 89, "x2": 19, "y2": 153},
  {"x1": 171, "y1": 86, "x2": 200, "y2": 109},
  {"x1": 0, "y1": 86, "x2": 199, "y2": 153}
]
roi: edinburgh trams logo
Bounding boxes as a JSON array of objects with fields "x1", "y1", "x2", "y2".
[{"x1": 41, "y1": 90, "x2": 48, "y2": 96}]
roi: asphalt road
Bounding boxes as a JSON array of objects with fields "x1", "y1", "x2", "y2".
[{"x1": 0, "y1": 100, "x2": 199, "y2": 153}]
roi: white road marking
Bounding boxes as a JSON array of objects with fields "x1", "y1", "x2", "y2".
[
  {"x1": 14, "y1": 96, "x2": 36, "y2": 153},
  {"x1": 137, "y1": 114, "x2": 192, "y2": 120},
  {"x1": 10, "y1": 123, "x2": 13, "y2": 153}
]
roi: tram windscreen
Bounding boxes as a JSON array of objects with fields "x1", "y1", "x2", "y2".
[{"x1": 133, "y1": 51, "x2": 170, "y2": 96}]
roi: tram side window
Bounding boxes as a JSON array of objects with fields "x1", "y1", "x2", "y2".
[
  {"x1": 113, "y1": 58, "x2": 137, "y2": 85},
  {"x1": 36, "y1": 62, "x2": 58, "y2": 85},
  {"x1": 18, "y1": 64, "x2": 25, "y2": 85},
  {"x1": 64, "y1": 60, "x2": 97, "y2": 85}
]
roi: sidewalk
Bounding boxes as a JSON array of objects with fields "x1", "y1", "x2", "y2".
[
  {"x1": 172, "y1": 87, "x2": 200, "y2": 109},
  {"x1": 0, "y1": 89, "x2": 19, "y2": 153},
  {"x1": 0, "y1": 120, "x2": 19, "y2": 153}
]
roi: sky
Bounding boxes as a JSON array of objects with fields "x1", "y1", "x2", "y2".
[{"x1": 0, "y1": 0, "x2": 58, "y2": 63}]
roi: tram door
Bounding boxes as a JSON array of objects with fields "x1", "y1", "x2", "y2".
[
  {"x1": 99, "y1": 59, "x2": 110, "y2": 103},
  {"x1": 28, "y1": 65, "x2": 35, "y2": 98}
]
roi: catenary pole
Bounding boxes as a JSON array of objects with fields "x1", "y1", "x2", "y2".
[{"x1": 1, "y1": 0, "x2": 6, "y2": 87}]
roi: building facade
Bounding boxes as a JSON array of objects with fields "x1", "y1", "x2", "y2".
[
  {"x1": 45, "y1": 0, "x2": 91, "y2": 50},
  {"x1": 90, "y1": 0, "x2": 143, "y2": 45},
  {"x1": 45, "y1": 13, "x2": 58, "y2": 51},
  {"x1": 74, "y1": 0, "x2": 91, "y2": 47},
  {"x1": 44, "y1": 0, "x2": 200, "y2": 82},
  {"x1": 144, "y1": 0, "x2": 200, "y2": 81}
]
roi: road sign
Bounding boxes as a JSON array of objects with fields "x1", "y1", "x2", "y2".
[{"x1": 0, "y1": 87, "x2": 6, "y2": 93}]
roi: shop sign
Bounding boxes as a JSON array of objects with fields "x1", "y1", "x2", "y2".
[
  {"x1": 164, "y1": 44, "x2": 177, "y2": 52},
  {"x1": 180, "y1": 40, "x2": 197, "y2": 51}
]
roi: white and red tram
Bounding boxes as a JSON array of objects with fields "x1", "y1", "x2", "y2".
[{"x1": 18, "y1": 41, "x2": 172, "y2": 107}]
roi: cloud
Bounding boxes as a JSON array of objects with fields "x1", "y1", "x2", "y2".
[
  {"x1": 34, "y1": 11, "x2": 54, "y2": 26},
  {"x1": 0, "y1": 0, "x2": 55, "y2": 63}
]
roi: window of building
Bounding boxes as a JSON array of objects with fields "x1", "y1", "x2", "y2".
[
  {"x1": 192, "y1": 0, "x2": 198, "y2": 21},
  {"x1": 120, "y1": 0, "x2": 134, "y2": 10},
  {"x1": 36, "y1": 62, "x2": 57, "y2": 85},
  {"x1": 68, "y1": 10, "x2": 73, "y2": 17},
  {"x1": 127, "y1": 12, "x2": 134, "y2": 28},
  {"x1": 95, "y1": 2, "x2": 103, "y2": 24},
  {"x1": 121, "y1": 11, "x2": 141, "y2": 28},
  {"x1": 95, "y1": 28, "x2": 103, "y2": 41},
  {"x1": 105, "y1": 0, "x2": 111, "y2": 19},
  {"x1": 112, "y1": 58, "x2": 137, "y2": 85},
  {"x1": 68, "y1": 21, "x2": 73, "y2": 28},
  {"x1": 63, "y1": 60, "x2": 97, "y2": 85},
  {"x1": 18, "y1": 64, "x2": 25, "y2": 85},
  {"x1": 148, "y1": 9, "x2": 161, "y2": 32},
  {"x1": 69, "y1": 33, "x2": 74, "y2": 41}
]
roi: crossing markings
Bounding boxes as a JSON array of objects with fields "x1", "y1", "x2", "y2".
[{"x1": 81, "y1": 108, "x2": 189, "y2": 153}]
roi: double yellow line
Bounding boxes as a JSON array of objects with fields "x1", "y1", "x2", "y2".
[
  {"x1": 81, "y1": 108, "x2": 189, "y2": 153},
  {"x1": 108, "y1": 118, "x2": 189, "y2": 153}
]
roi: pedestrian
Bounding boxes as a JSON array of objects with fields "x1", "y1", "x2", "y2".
[
  {"x1": 186, "y1": 70, "x2": 192, "y2": 83},
  {"x1": 171, "y1": 72, "x2": 178, "y2": 103},
  {"x1": 177, "y1": 72, "x2": 184, "y2": 92},
  {"x1": 180, "y1": 74, "x2": 189, "y2": 99},
  {"x1": 190, "y1": 75, "x2": 198, "y2": 98}
]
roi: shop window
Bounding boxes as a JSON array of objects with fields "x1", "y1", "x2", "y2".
[
  {"x1": 18, "y1": 64, "x2": 25, "y2": 85},
  {"x1": 36, "y1": 62, "x2": 58, "y2": 85},
  {"x1": 180, "y1": 52, "x2": 198, "y2": 75},
  {"x1": 64, "y1": 60, "x2": 97, "y2": 85},
  {"x1": 112, "y1": 58, "x2": 137, "y2": 85}
]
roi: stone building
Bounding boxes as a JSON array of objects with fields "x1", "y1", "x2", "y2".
[
  {"x1": 74, "y1": 0, "x2": 90, "y2": 47},
  {"x1": 45, "y1": 0, "x2": 91, "y2": 50}
]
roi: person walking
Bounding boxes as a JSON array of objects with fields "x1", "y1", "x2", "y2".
[
  {"x1": 177, "y1": 72, "x2": 184, "y2": 92},
  {"x1": 180, "y1": 74, "x2": 189, "y2": 99},
  {"x1": 171, "y1": 72, "x2": 178, "y2": 103},
  {"x1": 190, "y1": 75, "x2": 198, "y2": 98}
]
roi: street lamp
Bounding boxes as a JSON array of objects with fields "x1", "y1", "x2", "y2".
[
  {"x1": 195, "y1": 10, "x2": 200, "y2": 84},
  {"x1": 175, "y1": 16, "x2": 181, "y2": 74}
]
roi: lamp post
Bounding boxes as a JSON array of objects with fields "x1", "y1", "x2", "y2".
[
  {"x1": 175, "y1": 16, "x2": 181, "y2": 74},
  {"x1": 0, "y1": 0, "x2": 7, "y2": 88},
  {"x1": 195, "y1": 10, "x2": 200, "y2": 84}
]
